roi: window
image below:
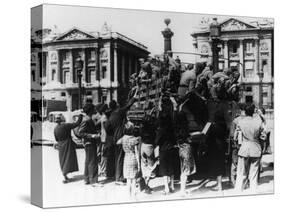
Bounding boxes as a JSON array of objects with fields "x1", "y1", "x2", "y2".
[
  {"x1": 245, "y1": 96, "x2": 253, "y2": 103},
  {"x1": 246, "y1": 41, "x2": 253, "y2": 53},
  {"x1": 102, "y1": 95, "x2": 107, "y2": 103},
  {"x1": 90, "y1": 50, "x2": 96, "y2": 60},
  {"x1": 86, "y1": 91, "x2": 92, "y2": 96},
  {"x1": 232, "y1": 43, "x2": 238, "y2": 53},
  {"x1": 89, "y1": 67, "x2": 96, "y2": 83},
  {"x1": 61, "y1": 92, "x2": 66, "y2": 97},
  {"x1": 245, "y1": 61, "x2": 254, "y2": 78},
  {"x1": 31, "y1": 70, "x2": 36, "y2": 82},
  {"x1": 246, "y1": 86, "x2": 252, "y2": 92},
  {"x1": 219, "y1": 62, "x2": 224, "y2": 71},
  {"x1": 102, "y1": 66, "x2": 107, "y2": 79},
  {"x1": 51, "y1": 69, "x2": 56, "y2": 81},
  {"x1": 63, "y1": 70, "x2": 70, "y2": 84},
  {"x1": 62, "y1": 51, "x2": 70, "y2": 61},
  {"x1": 262, "y1": 60, "x2": 268, "y2": 74}
]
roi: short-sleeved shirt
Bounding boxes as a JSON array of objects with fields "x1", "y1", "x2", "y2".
[{"x1": 237, "y1": 116, "x2": 263, "y2": 158}]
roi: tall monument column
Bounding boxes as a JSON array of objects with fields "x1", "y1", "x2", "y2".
[{"x1": 161, "y1": 18, "x2": 174, "y2": 55}]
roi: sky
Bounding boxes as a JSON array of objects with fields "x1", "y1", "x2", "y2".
[{"x1": 34, "y1": 4, "x2": 271, "y2": 63}]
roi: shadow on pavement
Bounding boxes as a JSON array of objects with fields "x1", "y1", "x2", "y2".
[{"x1": 18, "y1": 194, "x2": 30, "y2": 203}]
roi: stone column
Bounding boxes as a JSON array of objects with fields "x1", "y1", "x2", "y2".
[
  {"x1": 239, "y1": 39, "x2": 244, "y2": 79},
  {"x1": 255, "y1": 39, "x2": 259, "y2": 76},
  {"x1": 69, "y1": 49, "x2": 73, "y2": 84},
  {"x1": 224, "y1": 40, "x2": 228, "y2": 68},
  {"x1": 122, "y1": 53, "x2": 126, "y2": 85},
  {"x1": 128, "y1": 55, "x2": 132, "y2": 77},
  {"x1": 57, "y1": 50, "x2": 61, "y2": 83},
  {"x1": 134, "y1": 58, "x2": 138, "y2": 73},
  {"x1": 81, "y1": 48, "x2": 86, "y2": 83},
  {"x1": 46, "y1": 52, "x2": 49, "y2": 83},
  {"x1": 84, "y1": 48, "x2": 87, "y2": 83},
  {"x1": 114, "y1": 47, "x2": 118, "y2": 84},
  {"x1": 107, "y1": 48, "x2": 111, "y2": 84}
]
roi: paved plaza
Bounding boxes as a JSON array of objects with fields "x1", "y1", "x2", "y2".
[{"x1": 34, "y1": 145, "x2": 273, "y2": 208}]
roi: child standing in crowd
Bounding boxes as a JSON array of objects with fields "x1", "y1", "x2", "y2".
[{"x1": 117, "y1": 122, "x2": 141, "y2": 197}]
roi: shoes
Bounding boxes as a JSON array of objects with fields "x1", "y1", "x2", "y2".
[
  {"x1": 115, "y1": 181, "x2": 126, "y2": 186},
  {"x1": 62, "y1": 179, "x2": 70, "y2": 184},
  {"x1": 143, "y1": 187, "x2": 152, "y2": 194},
  {"x1": 84, "y1": 180, "x2": 90, "y2": 185},
  {"x1": 92, "y1": 183, "x2": 104, "y2": 187},
  {"x1": 99, "y1": 175, "x2": 107, "y2": 181},
  {"x1": 162, "y1": 190, "x2": 171, "y2": 195}
]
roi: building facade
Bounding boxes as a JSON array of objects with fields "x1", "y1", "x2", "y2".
[
  {"x1": 191, "y1": 18, "x2": 274, "y2": 108},
  {"x1": 31, "y1": 24, "x2": 149, "y2": 111}
]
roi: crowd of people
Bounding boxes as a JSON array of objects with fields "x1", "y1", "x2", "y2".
[{"x1": 53, "y1": 53, "x2": 271, "y2": 198}]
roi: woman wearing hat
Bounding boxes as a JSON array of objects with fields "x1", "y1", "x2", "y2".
[{"x1": 54, "y1": 113, "x2": 83, "y2": 183}]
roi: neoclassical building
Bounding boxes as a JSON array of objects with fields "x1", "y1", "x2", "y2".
[
  {"x1": 191, "y1": 18, "x2": 274, "y2": 108},
  {"x1": 31, "y1": 24, "x2": 149, "y2": 111}
]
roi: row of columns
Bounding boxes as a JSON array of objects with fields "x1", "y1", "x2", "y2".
[{"x1": 221, "y1": 39, "x2": 260, "y2": 76}]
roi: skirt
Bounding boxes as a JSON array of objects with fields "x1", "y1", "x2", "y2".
[
  {"x1": 159, "y1": 148, "x2": 177, "y2": 176},
  {"x1": 179, "y1": 143, "x2": 196, "y2": 176},
  {"x1": 123, "y1": 153, "x2": 138, "y2": 179}
]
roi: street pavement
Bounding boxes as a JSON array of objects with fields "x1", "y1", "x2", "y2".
[{"x1": 33, "y1": 145, "x2": 274, "y2": 208}]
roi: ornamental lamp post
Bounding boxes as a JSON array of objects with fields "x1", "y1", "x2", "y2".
[
  {"x1": 162, "y1": 18, "x2": 174, "y2": 56},
  {"x1": 209, "y1": 18, "x2": 221, "y2": 73},
  {"x1": 75, "y1": 56, "x2": 84, "y2": 109}
]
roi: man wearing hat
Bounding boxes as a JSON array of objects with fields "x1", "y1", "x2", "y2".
[{"x1": 78, "y1": 103, "x2": 102, "y2": 186}]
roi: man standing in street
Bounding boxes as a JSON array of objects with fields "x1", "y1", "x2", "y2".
[
  {"x1": 105, "y1": 89, "x2": 138, "y2": 185},
  {"x1": 235, "y1": 103, "x2": 265, "y2": 193},
  {"x1": 78, "y1": 103, "x2": 102, "y2": 187}
]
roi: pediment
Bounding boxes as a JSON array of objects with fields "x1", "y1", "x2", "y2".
[
  {"x1": 220, "y1": 18, "x2": 257, "y2": 31},
  {"x1": 56, "y1": 28, "x2": 95, "y2": 41}
]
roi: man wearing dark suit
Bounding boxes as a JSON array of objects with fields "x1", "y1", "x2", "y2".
[
  {"x1": 78, "y1": 103, "x2": 102, "y2": 187},
  {"x1": 105, "y1": 94, "x2": 137, "y2": 185}
]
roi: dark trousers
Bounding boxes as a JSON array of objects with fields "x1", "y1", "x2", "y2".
[
  {"x1": 115, "y1": 144, "x2": 125, "y2": 182},
  {"x1": 104, "y1": 145, "x2": 115, "y2": 178},
  {"x1": 84, "y1": 143, "x2": 98, "y2": 184}
]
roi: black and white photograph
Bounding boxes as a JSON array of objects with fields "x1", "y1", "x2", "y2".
[{"x1": 30, "y1": 4, "x2": 274, "y2": 208}]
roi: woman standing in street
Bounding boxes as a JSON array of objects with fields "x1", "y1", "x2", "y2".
[
  {"x1": 155, "y1": 95, "x2": 178, "y2": 194},
  {"x1": 207, "y1": 100, "x2": 231, "y2": 191},
  {"x1": 54, "y1": 113, "x2": 83, "y2": 183}
]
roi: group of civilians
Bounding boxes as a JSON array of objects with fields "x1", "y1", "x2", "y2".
[{"x1": 52, "y1": 56, "x2": 270, "y2": 196}]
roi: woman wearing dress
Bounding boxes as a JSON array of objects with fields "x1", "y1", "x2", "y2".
[
  {"x1": 207, "y1": 100, "x2": 231, "y2": 191},
  {"x1": 117, "y1": 122, "x2": 140, "y2": 197},
  {"x1": 174, "y1": 111, "x2": 196, "y2": 196},
  {"x1": 54, "y1": 113, "x2": 83, "y2": 183},
  {"x1": 155, "y1": 95, "x2": 178, "y2": 194}
]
